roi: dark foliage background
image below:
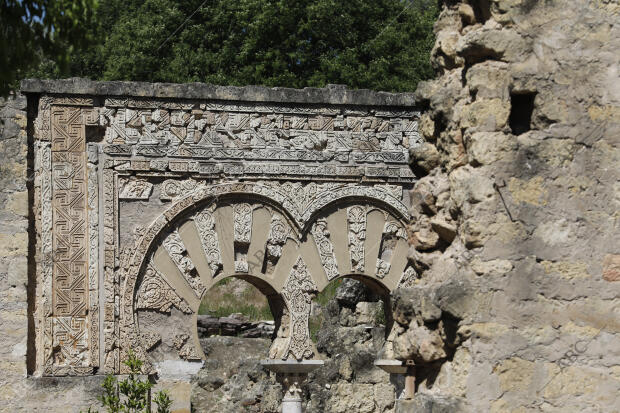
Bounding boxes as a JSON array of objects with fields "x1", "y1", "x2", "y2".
[{"x1": 3, "y1": 0, "x2": 439, "y2": 94}]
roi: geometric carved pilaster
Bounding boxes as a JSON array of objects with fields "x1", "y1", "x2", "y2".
[{"x1": 45, "y1": 105, "x2": 94, "y2": 374}]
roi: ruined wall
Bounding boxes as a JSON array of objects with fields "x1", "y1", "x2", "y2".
[
  {"x1": 391, "y1": 0, "x2": 620, "y2": 411},
  {"x1": 1, "y1": 1, "x2": 619, "y2": 411}
]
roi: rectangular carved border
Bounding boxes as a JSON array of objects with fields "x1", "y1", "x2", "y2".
[{"x1": 34, "y1": 98, "x2": 100, "y2": 375}]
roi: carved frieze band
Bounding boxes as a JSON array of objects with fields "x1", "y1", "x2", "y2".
[
  {"x1": 99, "y1": 101, "x2": 420, "y2": 170},
  {"x1": 158, "y1": 180, "x2": 409, "y2": 229},
  {"x1": 105, "y1": 155, "x2": 415, "y2": 183},
  {"x1": 281, "y1": 257, "x2": 317, "y2": 360}
]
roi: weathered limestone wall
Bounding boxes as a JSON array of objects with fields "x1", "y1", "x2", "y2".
[
  {"x1": 392, "y1": 0, "x2": 620, "y2": 411},
  {"x1": 0, "y1": 94, "x2": 29, "y2": 392}
]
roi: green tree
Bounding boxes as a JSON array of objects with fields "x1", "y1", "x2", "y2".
[
  {"x1": 0, "y1": 0, "x2": 98, "y2": 94},
  {"x1": 84, "y1": 0, "x2": 438, "y2": 92}
]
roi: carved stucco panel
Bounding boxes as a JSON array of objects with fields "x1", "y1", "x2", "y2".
[
  {"x1": 162, "y1": 230, "x2": 206, "y2": 298},
  {"x1": 136, "y1": 263, "x2": 192, "y2": 314},
  {"x1": 31, "y1": 90, "x2": 418, "y2": 375},
  {"x1": 281, "y1": 257, "x2": 317, "y2": 361},
  {"x1": 347, "y1": 206, "x2": 367, "y2": 273},
  {"x1": 194, "y1": 205, "x2": 223, "y2": 278}
]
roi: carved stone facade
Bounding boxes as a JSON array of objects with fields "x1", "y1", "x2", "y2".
[{"x1": 24, "y1": 79, "x2": 417, "y2": 376}]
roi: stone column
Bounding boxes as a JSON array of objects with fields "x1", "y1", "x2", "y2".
[
  {"x1": 280, "y1": 373, "x2": 304, "y2": 413},
  {"x1": 261, "y1": 359, "x2": 324, "y2": 413}
]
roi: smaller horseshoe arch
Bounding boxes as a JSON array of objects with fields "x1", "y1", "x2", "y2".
[{"x1": 118, "y1": 183, "x2": 414, "y2": 373}]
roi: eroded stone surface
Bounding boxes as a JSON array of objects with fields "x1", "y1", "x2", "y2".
[{"x1": 395, "y1": 0, "x2": 620, "y2": 411}]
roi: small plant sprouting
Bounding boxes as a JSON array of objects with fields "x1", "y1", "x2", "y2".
[
  {"x1": 81, "y1": 351, "x2": 172, "y2": 413},
  {"x1": 153, "y1": 390, "x2": 172, "y2": 413}
]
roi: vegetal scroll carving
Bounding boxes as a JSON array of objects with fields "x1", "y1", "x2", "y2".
[
  {"x1": 311, "y1": 218, "x2": 339, "y2": 281},
  {"x1": 162, "y1": 230, "x2": 206, "y2": 297},
  {"x1": 281, "y1": 257, "x2": 317, "y2": 360},
  {"x1": 194, "y1": 205, "x2": 223, "y2": 278},
  {"x1": 347, "y1": 206, "x2": 367, "y2": 273},
  {"x1": 136, "y1": 264, "x2": 192, "y2": 314}
]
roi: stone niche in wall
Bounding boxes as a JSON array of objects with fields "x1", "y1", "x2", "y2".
[{"x1": 22, "y1": 79, "x2": 421, "y2": 377}]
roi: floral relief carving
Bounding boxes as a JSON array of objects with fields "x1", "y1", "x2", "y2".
[
  {"x1": 136, "y1": 264, "x2": 192, "y2": 314},
  {"x1": 173, "y1": 334, "x2": 201, "y2": 360},
  {"x1": 281, "y1": 257, "x2": 317, "y2": 360},
  {"x1": 347, "y1": 206, "x2": 367, "y2": 273},
  {"x1": 397, "y1": 266, "x2": 418, "y2": 289},
  {"x1": 376, "y1": 220, "x2": 406, "y2": 279},
  {"x1": 265, "y1": 214, "x2": 290, "y2": 264},
  {"x1": 233, "y1": 203, "x2": 253, "y2": 273},
  {"x1": 233, "y1": 203, "x2": 253, "y2": 245},
  {"x1": 162, "y1": 230, "x2": 206, "y2": 298},
  {"x1": 194, "y1": 205, "x2": 223, "y2": 278},
  {"x1": 311, "y1": 218, "x2": 339, "y2": 281}
]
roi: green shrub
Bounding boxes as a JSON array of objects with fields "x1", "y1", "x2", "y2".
[{"x1": 83, "y1": 351, "x2": 172, "y2": 413}]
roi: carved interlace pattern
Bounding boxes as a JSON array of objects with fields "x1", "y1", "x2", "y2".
[
  {"x1": 233, "y1": 203, "x2": 253, "y2": 244},
  {"x1": 281, "y1": 257, "x2": 317, "y2": 360},
  {"x1": 265, "y1": 214, "x2": 289, "y2": 263},
  {"x1": 311, "y1": 218, "x2": 339, "y2": 281},
  {"x1": 194, "y1": 206, "x2": 223, "y2": 277},
  {"x1": 347, "y1": 206, "x2": 367, "y2": 273},
  {"x1": 173, "y1": 334, "x2": 200, "y2": 360},
  {"x1": 376, "y1": 220, "x2": 406, "y2": 278},
  {"x1": 136, "y1": 264, "x2": 192, "y2": 314},
  {"x1": 398, "y1": 266, "x2": 418, "y2": 289},
  {"x1": 162, "y1": 230, "x2": 206, "y2": 297}
]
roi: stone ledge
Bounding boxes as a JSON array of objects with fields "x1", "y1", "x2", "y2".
[{"x1": 20, "y1": 78, "x2": 417, "y2": 107}]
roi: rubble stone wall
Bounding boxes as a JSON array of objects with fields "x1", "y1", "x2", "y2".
[{"x1": 393, "y1": 0, "x2": 620, "y2": 411}]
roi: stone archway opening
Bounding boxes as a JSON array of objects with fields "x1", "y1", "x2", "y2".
[
  {"x1": 191, "y1": 275, "x2": 283, "y2": 412},
  {"x1": 301, "y1": 276, "x2": 400, "y2": 412}
]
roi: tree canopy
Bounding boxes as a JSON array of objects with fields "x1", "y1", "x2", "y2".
[
  {"x1": 6, "y1": 0, "x2": 439, "y2": 94},
  {"x1": 1, "y1": 0, "x2": 97, "y2": 94}
]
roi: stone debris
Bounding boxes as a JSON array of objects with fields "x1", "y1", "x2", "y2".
[{"x1": 197, "y1": 314, "x2": 276, "y2": 339}]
